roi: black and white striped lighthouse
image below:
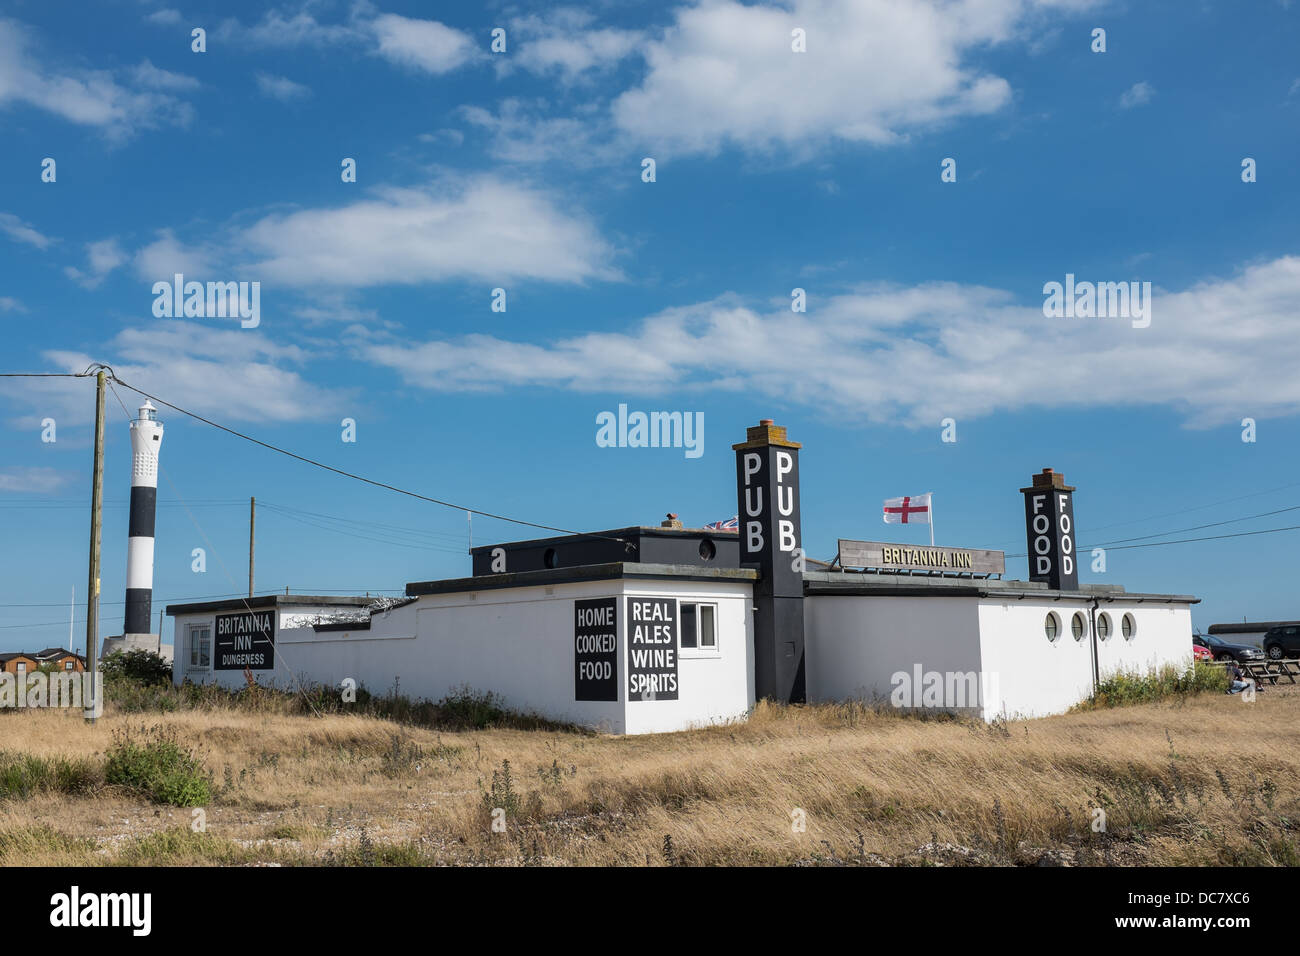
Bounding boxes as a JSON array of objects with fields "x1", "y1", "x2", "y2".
[{"x1": 123, "y1": 401, "x2": 163, "y2": 637}]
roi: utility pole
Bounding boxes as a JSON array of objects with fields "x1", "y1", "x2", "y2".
[
  {"x1": 84, "y1": 369, "x2": 106, "y2": 724},
  {"x1": 248, "y1": 496, "x2": 255, "y2": 597}
]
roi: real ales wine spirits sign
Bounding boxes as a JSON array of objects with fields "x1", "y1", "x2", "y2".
[{"x1": 626, "y1": 597, "x2": 678, "y2": 701}]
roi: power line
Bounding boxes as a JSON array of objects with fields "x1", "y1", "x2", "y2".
[
  {"x1": 258, "y1": 500, "x2": 469, "y2": 545},
  {"x1": 258, "y1": 501, "x2": 467, "y2": 554},
  {"x1": 1087, "y1": 523, "x2": 1300, "y2": 552},
  {"x1": 107, "y1": 373, "x2": 634, "y2": 551},
  {"x1": 1007, "y1": 503, "x2": 1300, "y2": 557}
]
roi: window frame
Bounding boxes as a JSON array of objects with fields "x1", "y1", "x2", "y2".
[
  {"x1": 1071, "y1": 612, "x2": 1087, "y2": 642},
  {"x1": 679, "y1": 601, "x2": 721, "y2": 658},
  {"x1": 1097, "y1": 612, "x2": 1112, "y2": 641},
  {"x1": 1044, "y1": 612, "x2": 1061, "y2": 643},
  {"x1": 1122, "y1": 613, "x2": 1136, "y2": 641},
  {"x1": 188, "y1": 624, "x2": 212, "y2": 669}
]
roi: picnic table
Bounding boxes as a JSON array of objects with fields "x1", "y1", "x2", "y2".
[{"x1": 1210, "y1": 658, "x2": 1300, "y2": 685}]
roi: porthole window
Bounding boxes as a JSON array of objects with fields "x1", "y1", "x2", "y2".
[
  {"x1": 1122, "y1": 613, "x2": 1136, "y2": 640},
  {"x1": 1044, "y1": 612, "x2": 1060, "y2": 643},
  {"x1": 543, "y1": 548, "x2": 559, "y2": 569},
  {"x1": 1097, "y1": 612, "x2": 1112, "y2": 641},
  {"x1": 1071, "y1": 612, "x2": 1086, "y2": 641},
  {"x1": 698, "y1": 537, "x2": 716, "y2": 561}
]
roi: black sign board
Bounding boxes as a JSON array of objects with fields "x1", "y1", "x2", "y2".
[
  {"x1": 1022, "y1": 483, "x2": 1079, "y2": 591},
  {"x1": 733, "y1": 421, "x2": 806, "y2": 704},
  {"x1": 574, "y1": 598, "x2": 618, "y2": 701},
  {"x1": 213, "y1": 610, "x2": 275, "y2": 670},
  {"x1": 626, "y1": 597, "x2": 678, "y2": 701}
]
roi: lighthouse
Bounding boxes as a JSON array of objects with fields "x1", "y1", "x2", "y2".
[{"x1": 123, "y1": 400, "x2": 163, "y2": 640}]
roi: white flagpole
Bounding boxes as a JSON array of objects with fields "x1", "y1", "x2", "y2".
[{"x1": 929, "y1": 495, "x2": 935, "y2": 547}]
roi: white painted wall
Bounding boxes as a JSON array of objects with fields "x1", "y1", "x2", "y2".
[
  {"x1": 805, "y1": 595, "x2": 984, "y2": 714},
  {"x1": 171, "y1": 579, "x2": 755, "y2": 735},
  {"x1": 622, "y1": 578, "x2": 755, "y2": 735},
  {"x1": 807, "y1": 593, "x2": 1196, "y2": 721},
  {"x1": 976, "y1": 600, "x2": 1096, "y2": 720}
]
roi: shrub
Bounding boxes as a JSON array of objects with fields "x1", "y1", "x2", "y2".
[
  {"x1": 1078, "y1": 662, "x2": 1229, "y2": 710},
  {"x1": 0, "y1": 825, "x2": 96, "y2": 863},
  {"x1": 0, "y1": 751, "x2": 101, "y2": 799},
  {"x1": 101, "y1": 649, "x2": 173, "y2": 686},
  {"x1": 104, "y1": 724, "x2": 211, "y2": 806}
]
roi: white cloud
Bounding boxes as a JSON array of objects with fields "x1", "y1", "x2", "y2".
[
  {"x1": 133, "y1": 230, "x2": 218, "y2": 281},
  {"x1": 0, "y1": 467, "x2": 73, "y2": 493},
  {"x1": 237, "y1": 175, "x2": 618, "y2": 287},
  {"x1": 460, "y1": 100, "x2": 616, "y2": 165},
  {"x1": 143, "y1": 9, "x2": 183, "y2": 26},
  {"x1": 120, "y1": 176, "x2": 616, "y2": 293},
  {"x1": 255, "y1": 72, "x2": 312, "y2": 101},
  {"x1": 360, "y1": 256, "x2": 1300, "y2": 428},
  {"x1": 0, "y1": 211, "x2": 53, "y2": 249},
  {"x1": 417, "y1": 128, "x2": 465, "y2": 146},
  {"x1": 611, "y1": 0, "x2": 1090, "y2": 157},
  {"x1": 1119, "y1": 81, "x2": 1155, "y2": 109},
  {"x1": 505, "y1": 8, "x2": 644, "y2": 79},
  {"x1": 215, "y1": 9, "x2": 364, "y2": 47},
  {"x1": 131, "y1": 59, "x2": 199, "y2": 91},
  {"x1": 2, "y1": 325, "x2": 345, "y2": 428},
  {"x1": 64, "y1": 238, "x2": 128, "y2": 289},
  {"x1": 0, "y1": 19, "x2": 194, "y2": 139},
  {"x1": 369, "y1": 12, "x2": 478, "y2": 74},
  {"x1": 215, "y1": 8, "x2": 479, "y2": 75},
  {"x1": 0, "y1": 296, "x2": 27, "y2": 312}
]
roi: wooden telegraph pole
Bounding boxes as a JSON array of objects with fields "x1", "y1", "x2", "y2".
[
  {"x1": 248, "y1": 496, "x2": 255, "y2": 597},
  {"x1": 84, "y1": 369, "x2": 106, "y2": 724}
]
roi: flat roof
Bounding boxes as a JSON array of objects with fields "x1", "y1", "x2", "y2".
[
  {"x1": 1208, "y1": 621, "x2": 1296, "y2": 634},
  {"x1": 802, "y1": 570, "x2": 1199, "y2": 604},
  {"x1": 470, "y1": 525, "x2": 737, "y2": 554},
  {"x1": 408, "y1": 562, "x2": 759, "y2": 596},
  {"x1": 166, "y1": 595, "x2": 374, "y2": 616}
]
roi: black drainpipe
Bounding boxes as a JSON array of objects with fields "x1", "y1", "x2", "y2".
[{"x1": 1088, "y1": 598, "x2": 1101, "y2": 695}]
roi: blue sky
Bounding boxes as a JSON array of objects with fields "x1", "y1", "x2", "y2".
[{"x1": 2, "y1": 0, "x2": 1299, "y2": 650}]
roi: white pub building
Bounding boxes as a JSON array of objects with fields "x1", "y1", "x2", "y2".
[{"x1": 169, "y1": 421, "x2": 1197, "y2": 734}]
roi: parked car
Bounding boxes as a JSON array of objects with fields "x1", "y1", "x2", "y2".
[
  {"x1": 1262, "y1": 624, "x2": 1300, "y2": 661},
  {"x1": 1196, "y1": 633, "x2": 1264, "y2": 664},
  {"x1": 1192, "y1": 641, "x2": 1213, "y2": 663}
]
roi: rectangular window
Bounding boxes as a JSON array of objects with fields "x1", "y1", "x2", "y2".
[
  {"x1": 680, "y1": 603, "x2": 719, "y2": 654},
  {"x1": 189, "y1": 626, "x2": 211, "y2": 668},
  {"x1": 15, "y1": 662, "x2": 26, "y2": 673},
  {"x1": 64, "y1": 661, "x2": 73, "y2": 670}
]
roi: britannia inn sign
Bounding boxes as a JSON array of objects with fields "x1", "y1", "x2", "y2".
[{"x1": 167, "y1": 420, "x2": 1197, "y2": 734}]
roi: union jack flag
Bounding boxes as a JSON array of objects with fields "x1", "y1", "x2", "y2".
[{"x1": 705, "y1": 515, "x2": 739, "y2": 530}]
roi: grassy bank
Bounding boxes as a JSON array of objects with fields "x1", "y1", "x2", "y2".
[{"x1": 1, "y1": 675, "x2": 1295, "y2": 866}]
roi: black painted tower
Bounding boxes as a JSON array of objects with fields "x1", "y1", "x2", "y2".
[
  {"x1": 123, "y1": 401, "x2": 163, "y2": 636},
  {"x1": 1020, "y1": 467, "x2": 1078, "y2": 591},
  {"x1": 734, "y1": 419, "x2": 806, "y2": 703}
]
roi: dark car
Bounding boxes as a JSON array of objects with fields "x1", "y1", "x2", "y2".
[
  {"x1": 1195, "y1": 633, "x2": 1265, "y2": 664},
  {"x1": 1262, "y1": 624, "x2": 1300, "y2": 661}
]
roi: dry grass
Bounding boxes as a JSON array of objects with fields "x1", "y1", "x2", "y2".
[{"x1": 1, "y1": 684, "x2": 1297, "y2": 866}]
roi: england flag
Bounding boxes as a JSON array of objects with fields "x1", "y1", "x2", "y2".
[{"x1": 882, "y1": 494, "x2": 932, "y2": 525}]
